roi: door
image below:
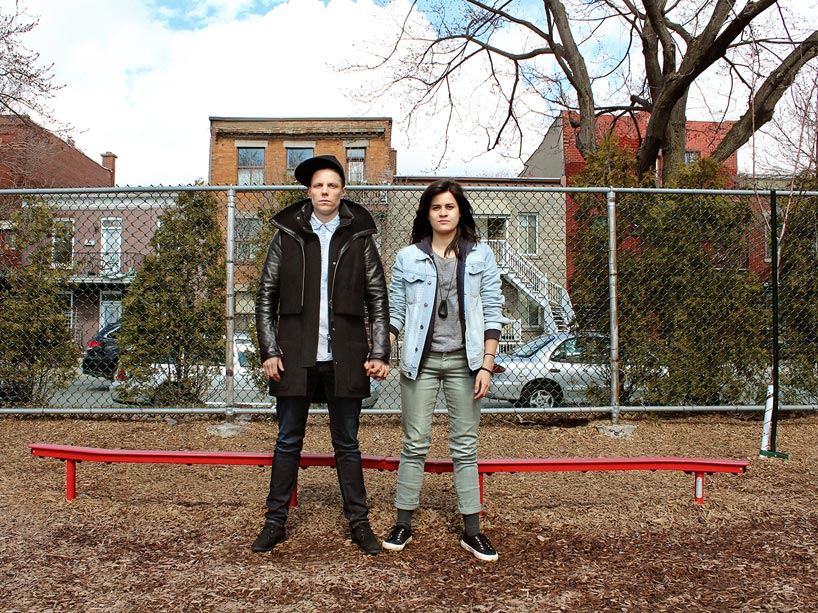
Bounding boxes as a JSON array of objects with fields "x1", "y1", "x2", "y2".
[{"x1": 100, "y1": 217, "x2": 122, "y2": 274}]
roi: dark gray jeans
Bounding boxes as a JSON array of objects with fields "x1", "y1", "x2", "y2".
[{"x1": 264, "y1": 361, "x2": 368, "y2": 527}]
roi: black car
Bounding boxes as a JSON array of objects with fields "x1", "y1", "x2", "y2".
[{"x1": 81, "y1": 321, "x2": 121, "y2": 380}]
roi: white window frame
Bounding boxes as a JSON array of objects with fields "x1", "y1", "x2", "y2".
[
  {"x1": 236, "y1": 216, "x2": 262, "y2": 263},
  {"x1": 346, "y1": 147, "x2": 366, "y2": 184},
  {"x1": 100, "y1": 290, "x2": 122, "y2": 328},
  {"x1": 100, "y1": 217, "x2": 122, "y2": 274},
  {"x1": 237, "y1": 145, "x2": 265, "y2": 186}
]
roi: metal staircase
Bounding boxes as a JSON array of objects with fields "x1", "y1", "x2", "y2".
[{"x1": 487, "y1": 241, "x2": 573, "y2": 334}]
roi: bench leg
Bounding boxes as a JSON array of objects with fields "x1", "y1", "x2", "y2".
[
  {"x1": 289, "y1": 476, "x2": 298, "y2": 507},
  {"x1": 694, "y1": 472, "x2": 704, "y2": 504},
  {"x1": 66, "y1": 459, "x2": 76, "y2": 501}
]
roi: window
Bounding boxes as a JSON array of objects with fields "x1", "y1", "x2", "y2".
[
  {"x1": 519, "y1": 214, "x2": 538, "y2": 255},
  {"x1": 486, "y1": 217, "x2": 507, "y2": 241},
  {"x1": 236, "y1": 217, "x2": 262, "y2": 263},
  {"x1": 237, "y1": 147, "x2": 265, "y2": 186},
  {"x1": 100, "y1": 217, "x2": 122, "y2": 274},
  {"x1": 346, "y1": 147, "x2": 366, "y2": 184},
  {"x1": 476, "y1": 215, "x2": 508, "y2": 261},
  {"x1": 100, "y1": 290, "x2": 122, "y2": 328},
  {"x1": 286, "y1": 148, "x2": 313, "y2": 177},
  {"x1": 684, "y1": 150, "x2": 701, "y2": 164},
  {"x1": 235, "y1": 291, "x2": 255, "y2": 334},
  {"x1": 53, "y1": 218, "x2": 74, "y2": 268},
  {"x1": 526, "y1": 298, "x2": 542, "y2": 328}
]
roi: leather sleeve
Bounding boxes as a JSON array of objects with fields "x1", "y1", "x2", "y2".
[
  {"x1": 363, "y1": 236, "x2": 391, "y2": 363},
  {"x1": 255, "y1": 232, "x2": 283, "y2": 362}
]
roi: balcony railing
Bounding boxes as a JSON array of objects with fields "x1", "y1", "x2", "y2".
[
  {"x1": 72, "y1": 251, "x2": 146, "y2": 279},
  {"x1": 485, "y1": 239, "x2": 574, "y2": 333}
]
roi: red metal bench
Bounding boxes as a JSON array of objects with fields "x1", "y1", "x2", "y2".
[{"x1": 29, "y1": 443, "x2": 749, "y2": 505}]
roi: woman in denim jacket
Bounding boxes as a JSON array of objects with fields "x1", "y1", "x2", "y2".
[{"x1": 383, "y1": 179, "x2": 507, "y2": 562}]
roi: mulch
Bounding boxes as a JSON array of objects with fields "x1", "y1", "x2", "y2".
[{"x1": 2, "y1": 411, "x2": 817, "y2": 612}]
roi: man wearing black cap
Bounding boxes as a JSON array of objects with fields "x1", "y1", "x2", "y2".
[{"x1": 253, "y1": 154, "x2": 390, "y2": 555}]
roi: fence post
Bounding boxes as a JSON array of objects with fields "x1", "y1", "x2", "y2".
[
  {"x1": 760, "y1": 189, "x2": 788, "y2": 459},
  {"x1": 224, "y1": 187, "x2": 236, "y2": 419},
  {"x1": 607, "y1": 188, "x2": 621, "y2": 424}
]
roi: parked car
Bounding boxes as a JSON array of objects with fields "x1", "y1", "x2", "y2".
[
  {"x1": 112, "y1": 334, "x2": 268, "y2": 405},
  {"x1": 487, "y1": 333, "x2": 610, "y2": 408},
  {"x1": 81, "y1": 321, "x2": 121, "y2": 380},
  {"x1": 110, "y1": 333, "x2": 382, "y2": 408}
]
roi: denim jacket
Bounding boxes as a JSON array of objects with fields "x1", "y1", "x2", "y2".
[{"x1": 389, "y1": 239, "x2": 508, "y2": 379}]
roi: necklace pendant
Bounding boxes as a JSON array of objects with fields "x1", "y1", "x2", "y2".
[{"x1": 437, "y1": 299, "x2": 448, "y2": 319}]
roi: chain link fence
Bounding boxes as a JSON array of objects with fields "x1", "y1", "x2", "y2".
[{"x1": 0, "y1": 184, "x2": 816, "y2": 418}]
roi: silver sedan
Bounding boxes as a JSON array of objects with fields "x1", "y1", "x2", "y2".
[{"x1": 487, "y1": 333, "x2": 610, "y2": 408}]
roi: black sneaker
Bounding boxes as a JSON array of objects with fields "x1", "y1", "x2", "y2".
[
  {"x1": 251, "y1": 522, "x2": 286, "y2": 553},
  {"x1": 382, "y1": 525, "x2": 413, "y2": 552},
  {"x1": 460, "y1": 532, "x2": 499, "y2": 562},
  {"x1": 351, "y1": 522, "x2": 382, "y2": 555}
]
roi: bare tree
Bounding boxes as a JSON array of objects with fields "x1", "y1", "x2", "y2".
[
  {"x1": 372, "y1": 0, "x2": 818, "y2": 182},
  {"x1": 0, "y1": 1, "x2": 60, "y2": 120}
]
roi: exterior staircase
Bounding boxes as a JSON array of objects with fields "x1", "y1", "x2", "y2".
[{"x1": 487, "y1": 241, "x2": 573, "y2": 336}]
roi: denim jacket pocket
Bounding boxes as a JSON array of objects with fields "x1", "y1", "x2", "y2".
[
  {"x1": 403, "y1": 270, "x2": 431, "y2": 304},
  {"x1": 466, "y1": 261, "x2": 486, "y2": 297}
]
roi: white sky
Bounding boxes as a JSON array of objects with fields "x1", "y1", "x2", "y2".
[{"x1": 20, "y1": 0, "x2": 816, "y2": 185}]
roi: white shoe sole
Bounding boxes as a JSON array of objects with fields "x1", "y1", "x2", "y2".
[
  {"x1": 460, "y1": 539, "x2": 499, "y2": 562},
  {"x1": 382, "y1": 535, "x2": 412, "y2": 551}
]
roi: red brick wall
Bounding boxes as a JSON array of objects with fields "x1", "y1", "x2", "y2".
[{"x1": 0, "y1": 116, "x2": 113, "y2": 188}]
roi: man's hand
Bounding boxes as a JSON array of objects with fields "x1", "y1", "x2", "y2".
[
  {"x1": 263, "y1": 356, "x2": 284, "y2": 382},
  {"x1": 364, "y1": 358, "x2": 390, "y2": 381}
]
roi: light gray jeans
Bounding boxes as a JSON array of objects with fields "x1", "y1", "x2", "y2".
[{"x1": 396, "y1": 349, "x2": 482, "y2": 515}]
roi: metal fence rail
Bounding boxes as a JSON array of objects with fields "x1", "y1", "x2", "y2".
[{"x1": 1, "y1": 184, "x2": 816, "y2": 419}]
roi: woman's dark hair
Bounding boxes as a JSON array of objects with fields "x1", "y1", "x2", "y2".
[{"x1": 410, "y1": 179, "x2": 479, "y2": 257}]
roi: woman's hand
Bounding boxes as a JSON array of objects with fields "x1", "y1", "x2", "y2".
[{"x1": 473, "y1": 368, "x2": 492, "y2": 400}]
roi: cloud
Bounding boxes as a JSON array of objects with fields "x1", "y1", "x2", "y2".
[{"x1": 21, "y1": 0, "x2": 529, "y2": 185}]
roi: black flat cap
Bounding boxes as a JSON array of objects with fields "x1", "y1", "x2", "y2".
[{"x1": 294, "y1": 154, "x2": 345, "y2": 187}]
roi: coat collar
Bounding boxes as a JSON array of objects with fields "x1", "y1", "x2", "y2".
[{"x1": 274, "y1": 197, "x2": 376, "y2": 235}]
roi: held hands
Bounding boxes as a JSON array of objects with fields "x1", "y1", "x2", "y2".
[
  {"x1": 365, "y1": 358, "x2": 390, "y2": 381},
  {"x1": 264, "y1": 356, "x2": 389, "y2": 382}
]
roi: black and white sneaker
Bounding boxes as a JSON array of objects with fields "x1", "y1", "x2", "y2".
[
  {"x1": 460, "y1": 532, "x2": 498, "y2": 562},
  {"x1": 382, "y1": 525, "x2": 413, "y2": 552}
]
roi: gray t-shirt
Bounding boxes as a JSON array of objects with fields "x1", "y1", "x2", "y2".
[{"x1": 431, "y1": 252, "x2": 464, "y2": 352}]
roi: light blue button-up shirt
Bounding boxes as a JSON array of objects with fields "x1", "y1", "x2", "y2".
[{"x1": 310, "y1": 212, "x2": 340, "y2": 362}]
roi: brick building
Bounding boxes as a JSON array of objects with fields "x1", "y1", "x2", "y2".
[
  {"x1": 522, "y1": 110, "x2": 737, "y2": 183},
  {"x1": 209, "y1": 117, "x2": 397, "y2": 186},
  {"x1": 0, "y1": 115, "x2": 129, "y2": 349},
  {"x1": 0, "y1": 115, "x2": 115, "y2": 188}
]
